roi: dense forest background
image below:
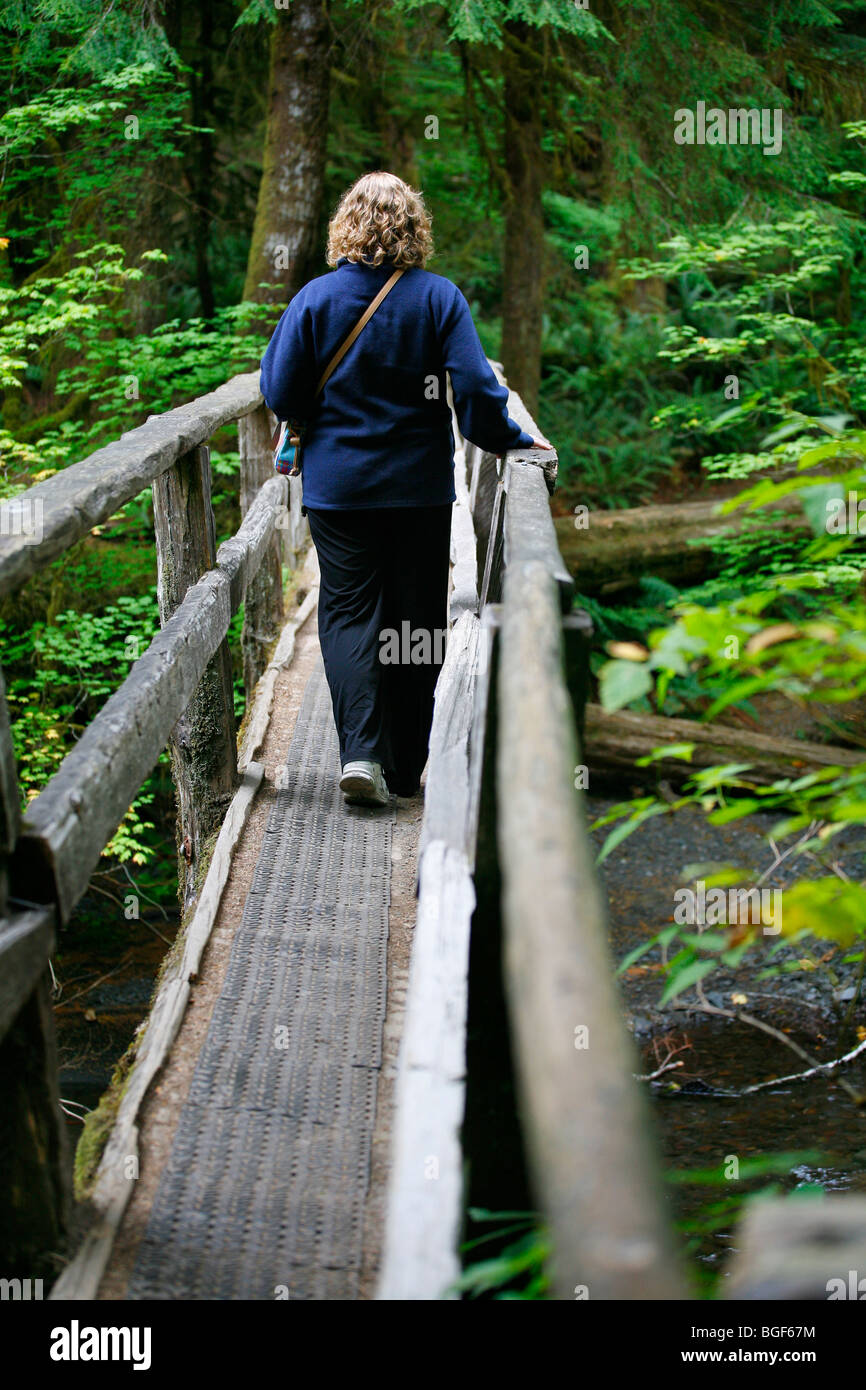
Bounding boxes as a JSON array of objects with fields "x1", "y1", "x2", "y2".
[{"x1": 3, "y1": 0, "x2": 866, "y2": 1006}]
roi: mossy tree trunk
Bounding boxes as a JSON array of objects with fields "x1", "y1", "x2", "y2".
[{"x1": 242, "y1": 0, "x2": 331, "y2": 315}]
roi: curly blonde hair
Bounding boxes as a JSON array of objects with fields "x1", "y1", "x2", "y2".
[{"x1": 326, "y1": 171, "x2": 434, "y2": 269}]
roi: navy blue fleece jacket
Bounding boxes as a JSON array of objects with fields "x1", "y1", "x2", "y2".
[{"x1": 259, "y1": 256, "x2": 535, "y2": 510}]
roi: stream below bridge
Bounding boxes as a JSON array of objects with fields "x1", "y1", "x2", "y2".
[{"x1": 589, "y1": 792, "x2": 866, "y2": 1290}]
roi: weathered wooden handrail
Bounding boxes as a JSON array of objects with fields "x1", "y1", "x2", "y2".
[
  {"x1": 15, "y1": 473, "x2": 286, "y2": 924},
  {"x1": 496, "y1": 565, "x2": 683, "y2": 1299},
  {"x1": 493, "y1": 404, "x2": 683, "y2": 1299}
]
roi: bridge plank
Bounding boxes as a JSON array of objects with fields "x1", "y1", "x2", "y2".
[
  {"x1": 466, "y1": 603, "x2": 500, "y2": 873},
  {"x1": 377, "y1": 839, "x2": 474, "y2": 1302},
  {"x1": 0, "y1": 372, "x2": 261, "y2": 598},
  {"x1": 418, "y1": 610, "x2": 479, "y2": 858},
  {"x1": 122, "y1": 666, "x2": 393, "y2": 1300},
  {"x1": 488, "y1": 360, "x2": 558, "y2": 490},
  {"x1": 16, "y1": 568, "x2": 232, "y2": 922},
  {"x1": 215, "y1": 475, "x2": 287, "y2": 613},
  {"x1": 448, "y1": 443, "x2": 479, "y2": 624},
  {"x1": 478, "y1": 477, "x2": 505, "y2": 608},
  {"x1": 287, "y1": 473, "x2": 308, "y2": 563},
  {"x1": 0, "y1": 668, "x2": 21, "y2": 871},
  {"x1": 238, "y1": 555, "x2": 320, "y2": 772},
  {"x1": 239, "y1": 405, "x2": 285, "y2": 694},
  {"x1": 378, "y1": 606, "x2": 480, "y2": 1300}
]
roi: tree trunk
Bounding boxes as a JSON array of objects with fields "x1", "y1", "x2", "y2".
[
  {"x1": 191, "y1": 0, "x2": 216, "y2": 320},
  {"x1": 501, "y1": 21, "x2": 545, "y2": 418},
  {"x1": 556, "y1": 495, "x2": 810, "y2": 596},
  {"x1": 584, "y1": 704, "x2": 863, "y2": 788},
  {"x1": 242, "y1": 0, "x2": 331, "y2": 313}
]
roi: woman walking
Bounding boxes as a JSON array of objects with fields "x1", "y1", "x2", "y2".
[{"x1": 260, "y1": 171, "x2": 548, "y2": 806}]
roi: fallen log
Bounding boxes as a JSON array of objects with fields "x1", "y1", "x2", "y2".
[
  {"x1": 556, "y1": 495, "x2": 808, "y2": 595},
  {"x1": 583, "y1": 703, "x2": 864, "y2": 787}
]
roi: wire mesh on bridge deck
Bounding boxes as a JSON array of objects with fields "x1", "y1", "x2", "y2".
[{"x1": 127, "y1": 660, "x2": 394, "y2": 1301}]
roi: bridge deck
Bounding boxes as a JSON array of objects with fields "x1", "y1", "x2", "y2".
[
  {"x1": 123, "y1": 655, "x2": 397, "y2": 1300},
  {"x1": 1, "y1": 367, "x2": 700, "y2": 1302}
]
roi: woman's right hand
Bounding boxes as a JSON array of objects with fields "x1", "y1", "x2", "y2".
[{"x1": 496, "y1": 438, "x2": 554, "y2": 461}]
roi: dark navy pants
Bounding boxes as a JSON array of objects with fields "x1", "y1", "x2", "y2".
[{"x1": 306, "y1": 504, "x2": 452, "y2": 797}]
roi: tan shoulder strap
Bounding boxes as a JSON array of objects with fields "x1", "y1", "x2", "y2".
[{"x1": 315, "y1": 268, "x2": 405, "y2": 398}]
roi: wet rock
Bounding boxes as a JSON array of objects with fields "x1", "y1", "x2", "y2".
[{"x1": 628, "y1": 1013, "x2": 657, "y2": 1038}]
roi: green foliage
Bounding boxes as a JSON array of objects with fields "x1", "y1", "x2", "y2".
[
  {"x1": 4, "y1": 0, "x2": 866, "y2": 986},
  {"x1": 589, "y1": 133, "x2": 866, "y2": 1009},
  {"x1": 0, "y1": 242, "x2": 166, "y2": 392},
  {"x1": 0, "y1": 63, "x2": 188, "y2": 265},
  {"x1": 578, "y1": 577, "x2": 681, "y2": 646},
  {"x1": 2, "y1": 591, "x2": 160, "y2": 862},
  {"x1": 352, "y1": 0, "x2": 609, "y2": 47},
  {"x1": 625, "y1": 207, "x2": 866, "y2": 484},
  {"x1": 452, "y1": 1209, "x2": 550, "y2": 1299},
  {"x1": 0, "y1": 241, "x2": 273, "y2": 486},
  {"x1": 1, "y1": 0, "x2": 177, "y2": 77},
  {"x1": 667, "y1": 1154, "x2": 826, "y2": 1296}
]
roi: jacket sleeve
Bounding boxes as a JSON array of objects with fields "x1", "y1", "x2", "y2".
[
  {"x1": 259, "y1": 291, "x2": 317, "y2": 423},
  {"x1": 436, "y1": 285, "x2": 536, "y2": 454}
]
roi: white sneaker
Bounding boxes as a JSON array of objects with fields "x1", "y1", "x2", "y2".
[{"x1": 339, "y1": 760, "x2": 390, "y2": 807}]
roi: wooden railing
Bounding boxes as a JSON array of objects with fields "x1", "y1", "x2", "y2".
[
  {"x1": 0, "y1": 376, "x2": 307, "y2": 1278},
  {"x1": 378, "y1": 366, "x2": 684, "y2": 1300}
]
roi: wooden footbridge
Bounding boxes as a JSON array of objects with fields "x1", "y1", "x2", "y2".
[{"x1": 0, "y1": 364, "x2": 684, "y2": 1300}]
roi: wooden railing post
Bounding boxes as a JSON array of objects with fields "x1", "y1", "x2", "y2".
[
  {"x1": 238, "y1": 405, "x2": 284, "y2": 696},
  {"x1": 153, "y1": 445, "x2": 238, "y2": 912},
  {"x1": 0, "y1": 666, "x2": 19, "y2": 919},
  {"x1": 478, "y1": 478, "x2": 505, "y2": 608},
  {"x1": 0, "y1": 668, "x2": 70, "y2": 1281},
  {"x1": 562, "y1": 609, "x2": 593, "y2": 750},
  {"x1": 468, "y1": 447, "x2": 501, "y2": 584}
]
